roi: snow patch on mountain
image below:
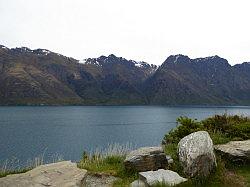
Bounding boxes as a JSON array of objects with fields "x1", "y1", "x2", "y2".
[
  {"x1": 40, "y1": 49, "x2": 51, "y2": 55},
  {"x1": 78, "y1": 58, "x2": 101, "y2": 66},
  {"x1": 132, "y1": 60, "x2": 145, "y2": 67},
  {"x1": 0, "y1": 45, "x2": 8, "y2": 49}
]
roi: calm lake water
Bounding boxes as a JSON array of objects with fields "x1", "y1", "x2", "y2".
[{"x1": 1, "y1": 105, "x2": 250, "y2": 166}]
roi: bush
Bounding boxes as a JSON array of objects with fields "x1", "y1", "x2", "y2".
[
  {"x1": 163, "y1": 116, "x2": 202, "y2": 145},
  {"x1": 163, "y1": 114, "x2": 250, "y2": 146},
  {"x1": 229, "y1": 122, "x2": 250, "y2": 140},
  {"x1": 202, "y1": 114, "x2": 250, "y2": 140}
]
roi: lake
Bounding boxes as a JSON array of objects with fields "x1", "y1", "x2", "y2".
[{"x1": 1, "y1": 105, "x2": 250, "y2": 166}]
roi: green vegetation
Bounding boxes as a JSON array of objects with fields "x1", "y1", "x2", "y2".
[
  {"x1": 163, "y1": 114, "x2": 250, "y2": 187},
  {"x1": 236, "y1": 165, "x2": 250, "y2": 187},
  {"x1": 77, "y1": 143, "x2": 137, "y2": 186},
  {"x1": 163, "y1": 114, "x2": 250, "y2": 145},
  {"x1": 0, "y1": 168, "x2": 30, "y2": 178},
  {"x1": 78, "y1": 154, "x2": 137, "y2": 185}
]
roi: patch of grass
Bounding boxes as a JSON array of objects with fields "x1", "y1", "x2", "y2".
[
  {"x1": 78, "y1": 143, "x2": 137, "y2": 186},
  {"x1": 164, "y1": 143, "x2": 183, "y2": 175},
  {"x1": 209, "y1": 131, "x2": 231, "y2": 145},
  {"x1": 0, "y1": 168, "x2": 30, "y2": 178},
  {"x1": 233, "y1": 165, "x2": 250, "y2": 187}
]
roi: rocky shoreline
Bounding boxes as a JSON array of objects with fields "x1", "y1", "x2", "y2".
[{"x1": 1, "y1": 133, "x2": 249, "y2": 187}]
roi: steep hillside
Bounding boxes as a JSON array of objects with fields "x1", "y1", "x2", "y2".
[
  {"x1": 1, "y1": 45, "x2": 250, "y2": 105},
  {"x1": 144, "y1": 55, "x2": 250, "y2": 105},
  {"x1": 0, "y1": 45, "x2": 156, "y2": 105}
]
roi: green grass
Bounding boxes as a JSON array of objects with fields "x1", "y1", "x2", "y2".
[
  {"x1": 209, "y1": 131, "x2": 231, "y2": 145},
  {"x1": 78, "y1": 155, "x2": 138, "y2": 186},
  {"x1": 235, "y1": 165, "x2": 250, "y2": 187},
  {"x1": 0, "y1": 168, "x2": 30, "y2": 178},
  {"x1": 78, "y1": 143, "x2": 137, "y2": 186}
]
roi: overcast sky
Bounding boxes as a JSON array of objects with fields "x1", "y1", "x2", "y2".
[{"x1": 0, "y1": 0, "x2": 250, "y2": 65}]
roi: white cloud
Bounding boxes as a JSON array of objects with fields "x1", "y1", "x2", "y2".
[{"x1": 0, "y1": 0, "x2": 249, "y2": 65}]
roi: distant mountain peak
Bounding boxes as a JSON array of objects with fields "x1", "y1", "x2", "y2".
[
  {"x1": 78, "y1": 54, "x2": 157, "y2": 73},
  {"x1": 163, "y1": 54, "x2": 191, "y2": 64},
  {"x1": 194, "y1": 55, "x2": 230, "y2": 66},
  {"x1": 195, "y1": 55, "x2": 223, "y2": 61},
  {"x1": 78, "y1": 58, "x2": 101, "y2": 66},
  {"x1": 108, "y1": 54, "x2": 117, "y2": 58},
  {"x1": 33, "y1": 49, "x2": 51, "y2": 55},
  {"x1": 13, "y1": 47, "x2": 33, "y2": 53},
  {"x1": 0, "y1": 45, "x2": 8, "y2": 49}
]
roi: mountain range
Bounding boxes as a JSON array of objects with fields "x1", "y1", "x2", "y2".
[{"x1": 0, "y1": 45, "x2": 250, "y2": 105}]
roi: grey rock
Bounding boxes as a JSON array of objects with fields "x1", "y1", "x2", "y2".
[
  {"x1": 139, "y1": 169, "x2": 187, "y2": 186},
  {"x1": 214, "y1": 140, "x2": 250, "y2": 163},
  {"x1": 166, "y1": 155, "x2": 174, "y2": 164},
  {"x1": 124, "y1": 146, "x2": 168, "y2": 172},
  {"x1": 130, "y1": 179, "x2": 147, "y2": 187},
  {"x1": 82, "y1": 173, "x2": 119, "y2": 187},
  {"x1": 0, "y1": 161, "x2": 87, "y2": 187},
  {"x1": 178, "y1": 131, "x2": 216, "y2": 178}
]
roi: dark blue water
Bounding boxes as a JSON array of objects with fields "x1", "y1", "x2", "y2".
[{"x1": 0, "y1": 106, "x2": 250, "y2": 165}]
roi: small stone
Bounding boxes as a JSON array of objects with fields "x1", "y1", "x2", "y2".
[
  {"x1": 82, "y1": 173, "x2": 119, "y2": 187},
  {"x1": 166, "y1": 155, "x2": 174, "y2": 164},
  {"x1": 178, "y1": 131, "x2": 216, "y2": 178},
  {"x1": 130, "y1": 179, "x2": 147, "y2": 187},
  {"x1": 124, "y1": 146, "x2": 168, "y2": 172},
  {"x1": 139, "y1": 169, "x2": 187, "y2": 186},
  {"x1": 214, "y1": 140, "x2": 250, "y2": 163}
]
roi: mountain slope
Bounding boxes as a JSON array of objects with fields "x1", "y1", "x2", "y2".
[
  {"x1": 144, "y1": 55, "x2": 250, "y2": 105},
  {"x1": 0, "y1": 45, "x2": 156, "y2": 105},
  {"x1": 1, "y1": 45, "x2": 250, "y2": 105}
]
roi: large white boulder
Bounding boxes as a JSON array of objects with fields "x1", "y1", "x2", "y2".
[{"x1": 178, "y1": 131, "x2": 216, "y2": 178}]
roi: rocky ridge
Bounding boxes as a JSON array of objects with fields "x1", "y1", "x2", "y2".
[{"x1": 1, "y1": 44, "x2": 250, "y2": 105}]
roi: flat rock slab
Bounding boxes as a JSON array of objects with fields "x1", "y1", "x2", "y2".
[
  {"x1": 0, "y1": 161, "x2": 87, "y2": 187},
  {"x1": 82, "y1": 173, "x2": 119, "y2": 187},
  {"x1": 124, "y1": 146, "x2": 168, "y2": 172},
  {"x1": 139, "y1": 169, "x2": 187, "y2": 186},
  {"x1": 214, "y1": 140, "x2": 250, "y2": 163}
]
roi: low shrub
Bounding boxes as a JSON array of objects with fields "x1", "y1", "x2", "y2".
[
  {"x1": 202, "y1": 114, "x2": 250, "y2": 140},
  {"x1": 163, "y1": 116, "x2": 203, "y2": 145},
  {"x1": 163, "y1": 114, "x2": 250, "y2": 146}
]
